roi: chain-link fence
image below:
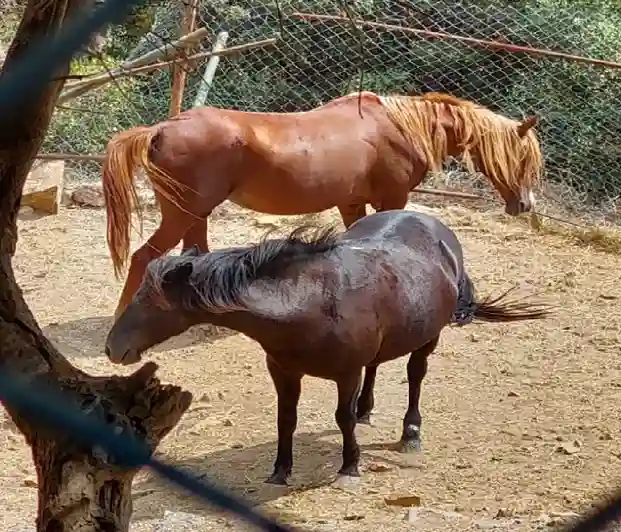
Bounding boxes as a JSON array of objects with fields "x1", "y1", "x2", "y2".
[{"x1": 9, "y1": 0, "x2": 621, "y2": 218}]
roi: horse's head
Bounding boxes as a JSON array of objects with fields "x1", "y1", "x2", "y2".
[
  {"x1": 493, "y1": 115, "x2": 541, "y2": 216},
  {"x1": 383, "y1": 94, "x2": 543, "y2": 218},
  {"x1": 105, "y1": 247, "x2": 202, "y2": 365},
  {"x1": 449, "y1": 111, "x2": 542, "y2": 217}
]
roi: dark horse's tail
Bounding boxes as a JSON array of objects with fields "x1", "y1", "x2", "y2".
[{"x1": 451, "y1": 273, "x2": 551, "y2": 326}]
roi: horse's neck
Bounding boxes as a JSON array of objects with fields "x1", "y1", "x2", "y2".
[{"x1": 194, "y1": 301, "x2": 275, "y2": 343}]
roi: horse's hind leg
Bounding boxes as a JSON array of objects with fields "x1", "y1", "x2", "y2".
[
  {"x1": 398, "y1": 336, "x2": 440, "y2": 453},
  {"x1": 356, "y1": 365, "x2": 378, "y2": 424},
  {"x1": 265, "y1": 357, "x2": 302, "y2": 486},
  {"x1": 182, "y1": 217, "x2": 209, "y2": 252},
  {"x1": 332, "y1": 371, "x2": 363, "y2": 486},
  {"x1": 113, "y1": 209, "x2": 195, "y2": 321}
]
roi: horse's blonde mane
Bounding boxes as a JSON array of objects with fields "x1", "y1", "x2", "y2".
[{"x1": 378, "y1": 93, "x2": 543, "y2": 193}]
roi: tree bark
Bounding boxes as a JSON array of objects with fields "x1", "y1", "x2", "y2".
[{"x1": 0, "y1": 1, "x2": 192, "y2": 530}]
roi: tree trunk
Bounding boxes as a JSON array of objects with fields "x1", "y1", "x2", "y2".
[{"x1": 0, "y1": 2, "x2": 192, "y2": 531}]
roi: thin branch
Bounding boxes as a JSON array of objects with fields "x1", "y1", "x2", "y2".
[
  {"x1": 55, "y1": 104, "x2": 111, "y2": 114},
  {"x1": 58, "y1": 37, "x2": 280, "y2": 103},
  {"x1": 50, "y1": 74, "x2": 88, "y2": 81},
  {"x1": 35, "y1": 153, "x2": 105, "y2": 162},
  {"x1": 412, "y1": 188, "x2": 483, "y2": 200},
  {"x1": 58, "y1": 27, "x2": 210, "y2": 103}
]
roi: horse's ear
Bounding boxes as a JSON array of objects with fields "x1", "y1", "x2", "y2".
[
  {"x1": 517, "y1": 115, "x2": 538, "y2": 137},
  {"x1": 163, "y1": 261, "x2": 193, "y2": 285},
  {"x1": 181, "y1": 244, "x2": 202, "y2": 257}
]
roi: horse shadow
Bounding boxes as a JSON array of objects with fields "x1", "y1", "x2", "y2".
[
  {"x1": 130, "y1": 428, "x2": 424, "y2": 522},
  {"x1": 42, "y1": 316, "x2": 239, "y2": 359}
]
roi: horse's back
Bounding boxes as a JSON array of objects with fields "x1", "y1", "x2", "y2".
[{"x1": 340, "y1": 209, "x2": 463, "y2": 265}]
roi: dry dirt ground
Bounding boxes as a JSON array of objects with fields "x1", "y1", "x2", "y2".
[{"x1": 1, "y1": 195, "x2": 621, "y2": 531}]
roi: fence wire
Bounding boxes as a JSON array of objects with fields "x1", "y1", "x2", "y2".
[{"x1": 7, "y1": 0, "x2": 619, "y2": 219}]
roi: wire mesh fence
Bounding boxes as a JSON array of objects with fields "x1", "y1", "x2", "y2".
[{"x1": 5, "y1": 0, "x2": 621, "y2": 219}]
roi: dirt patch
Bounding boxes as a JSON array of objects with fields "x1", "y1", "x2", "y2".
[{"x1": 1, "y1": 198, "x2": 620, "y2": 531}]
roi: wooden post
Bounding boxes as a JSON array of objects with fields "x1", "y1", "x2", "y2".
[
  {"x1": 193, "y1": 31, "x2": 229, "y2": 107},
  {"x1": 169, "y1": 0, "x2": 198, "y2": 117}
]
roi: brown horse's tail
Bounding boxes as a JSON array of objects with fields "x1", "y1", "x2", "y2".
[
  {"x1": 451, "y1": 274, "x2": 552, "y2": 326},
  {"x1": 102, "y1": 126, "x2": 182, "y2": 279}
]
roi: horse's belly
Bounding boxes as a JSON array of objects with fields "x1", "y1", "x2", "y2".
[
  {"x1": 227, "y1": 188, "x2": 328, "y2": 215},
  {"x1": 228, "y1": 144, "x2": 374, "y2": 214},
  {"x1": 228, "y1": 179, "x2": 364, "y2": 215}
]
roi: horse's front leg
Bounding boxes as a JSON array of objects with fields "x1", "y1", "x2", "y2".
[
  {"x1": 332, "y1": 371, "x2": 363, "y2": 487},
  {"x1": 265, "y1": 357, "x2": 302, "y2": 486},
  {"x1": 182, "y1": 217, "x2": 209, "y2": 252},
  {"x1": 398, "y1": 336, "x2": 440, "y2": 453},
  {"x1": 337, "y1": 204, "x2": 368, "y2": 228}
]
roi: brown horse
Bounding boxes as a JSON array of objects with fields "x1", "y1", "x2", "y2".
[
  {"x1": 105, "y1": 209, "x2": 550, "y2": 486},
  {"x1": 102, "y1": 91, "x2": 543, "y2": 320}
]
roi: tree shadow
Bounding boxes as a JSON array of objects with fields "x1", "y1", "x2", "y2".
[
  {"x1": 130, "y1": 428, "x2": 425, "y2": 522},
  {"x1": 42, "y1": 316, "x2": 239, "y2": 358}
]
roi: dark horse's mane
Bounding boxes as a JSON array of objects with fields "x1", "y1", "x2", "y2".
[{"x1": 145, "y1": 224, "x2": 340, "y2": 313}]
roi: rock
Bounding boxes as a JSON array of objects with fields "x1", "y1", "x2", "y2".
[
  {"x1": 535, "y1": 514, "x2": 552, "y2": 525},
  {"x1": 343, "y1": 514, "x2": 365, "y2": 521},
  {"x1": 385, "y1": 494, "x2": 422, "y2": 507},
  {"x1": 556, "y1": 440, "x2": 581, "y2": 455},
  {"x1": 71, "y1": 185, "x2": 105, "y2": 208},
  {"x1": 404, "y1": 508, "x2": 419, "y2": 523},
  {"x1": 254, "y1": 214, "x2": 283, "y2": 229},
  {"x1": 21, "y1": 478, "x2": 37, "y2": 488},
  {"x1": 549, "y1": 511, "x2": 579, "y2": 518},
  {"x1": 367, "y1": 462, "x2": 392, "y2": 473},
  {"x1": 152, "y1": 510, "x2": 206, "y2": 531}
]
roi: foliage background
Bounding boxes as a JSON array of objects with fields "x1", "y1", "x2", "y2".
[{"x1": 2, "y1": 0, "x2": 621, "y2": 211}]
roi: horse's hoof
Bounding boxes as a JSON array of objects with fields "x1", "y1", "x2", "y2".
[
  {"x1": 331, "y1": 474, "x2": 361, "y2": 491},
  {"x1": 264, "y1": 473, "x2": 289, "y2": 486},
  {"x1": 396, "y1": 438, "x2": 421, "y2": 454},
  {"x1": 356, "y1": 414, "x2": 372, "y2": 425}
]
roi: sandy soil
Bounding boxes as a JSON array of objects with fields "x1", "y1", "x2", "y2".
[{"x1": 1, "y1": 196, "x2": 620, "y2": 531}]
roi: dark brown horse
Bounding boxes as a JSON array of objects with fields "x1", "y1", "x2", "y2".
[
  {"x1": 101, "y1": 91, "x2": 543, "y2": 320},
  {"x1": 105, "y1": 210, "x2": 550, "y2": 486}
]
